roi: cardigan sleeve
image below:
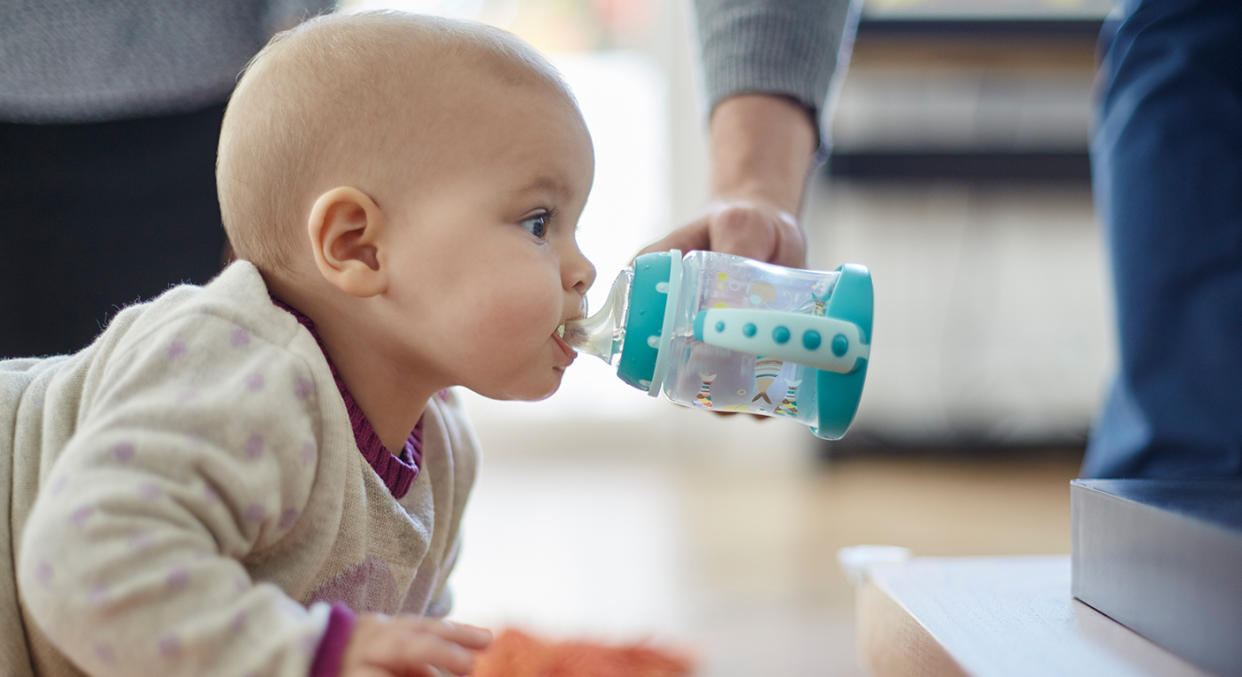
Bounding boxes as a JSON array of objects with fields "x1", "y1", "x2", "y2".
[
  {"x1": 17, "y1": 311, "x2": 335, "y2": 676},
  {"x1": 693, "y1": 0, "x2": 859, "y2": 147}
]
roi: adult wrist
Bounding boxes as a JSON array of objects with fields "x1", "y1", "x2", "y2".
[{"x1": 708, "y1": 94, "x2": 818, "y2": 215}]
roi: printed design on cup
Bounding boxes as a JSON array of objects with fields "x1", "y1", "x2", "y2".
[
  {"x1": 711, "y1": 272, "x2": 748, "y2": 306},
  {"x1": 748, "y1": 281, "x2": 776, "y2": 306},
  {"x1": 797, "y1": 280, "x2": 832, "y2": 317},
  {"x1": 774, "y1": 379, "x2": 802, "y2": 417},
  {"x1": 693, "y1": 374, "x2": 717, "y2": 409},
  {"x1": 751, "y1": 357, "x2": 783, "y2": 407},
  {"x1": 709, "y1": 270, "x2": 801, "y2": 316}
]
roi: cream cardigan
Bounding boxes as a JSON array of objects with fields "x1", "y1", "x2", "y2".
[{"x1": 0, "y1": 261, "x2": 478, "y2": 676}]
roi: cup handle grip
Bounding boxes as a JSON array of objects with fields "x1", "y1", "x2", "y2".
[{"x1": 693, "y1": 308, "x2": 869, "y2": 373}]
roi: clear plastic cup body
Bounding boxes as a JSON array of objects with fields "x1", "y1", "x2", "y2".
[{"x1": 656, "y1": 251, "x2": 841, "y2": 425}]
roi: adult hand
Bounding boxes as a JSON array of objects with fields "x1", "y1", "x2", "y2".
[
  {"x1": 638, "y1": 94, "x2": 818, "y2": 268},
  {"x1": 340, "y1": 614, "x2": 492, "y2": 677},
  {"x1": 637, "y1": 199, "x2": 805, "y2": 268}
]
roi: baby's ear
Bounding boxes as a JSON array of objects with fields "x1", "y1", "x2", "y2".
[{"x1": 307, "y1": 186, "x2": 388, "y2": 297}]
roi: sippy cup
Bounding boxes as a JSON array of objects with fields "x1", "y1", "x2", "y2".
[{"x1": 561, "y1": 250, "x2": 873, "y2": 439}]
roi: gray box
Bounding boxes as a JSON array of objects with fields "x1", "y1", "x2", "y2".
[{"x1": 1071, "y1": 479, "x2": 1242, "y2": 676}]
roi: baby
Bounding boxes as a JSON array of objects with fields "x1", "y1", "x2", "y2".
[{"x1": 0, "y1": 11, "x2": 595, "y2": 677}]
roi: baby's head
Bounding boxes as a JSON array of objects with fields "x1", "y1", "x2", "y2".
[{"x1": 217, "y1": 11, "x2": 596, "y2": 401}]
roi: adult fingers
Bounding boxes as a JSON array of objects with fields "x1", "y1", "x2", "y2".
[
  {"x1": 769, "y1": 213, "x2": 808, "y2": 269},
  {"x1": 638, "y1": 201, "x2": 808, "y2": 268},
  {"x1": 705, "y1": 203, "x2": 781, "y2": 262},
  {"x1": 635, "y1": 218, "x2": 711, "y2": 260}
]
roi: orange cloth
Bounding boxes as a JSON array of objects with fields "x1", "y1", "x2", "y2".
[{"x1": 473, "y1": 628, "x2": 694, "y2": 677}]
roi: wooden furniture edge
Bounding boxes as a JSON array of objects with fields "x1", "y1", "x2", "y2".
[{"x1": 856, "y1": 575, "x2": 969, "y2": 677}]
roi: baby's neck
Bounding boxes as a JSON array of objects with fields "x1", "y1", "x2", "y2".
[
  {"x1": 267, "y1": 271, "x2": 440, "y2": 452},
  {"x1": 312, "y1": 316, "x2": 438, "y2": 452}
]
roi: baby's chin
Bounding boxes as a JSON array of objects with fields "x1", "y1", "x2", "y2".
[{"x1": 472, "y1": 369, "x2": 567, "y2": 402}]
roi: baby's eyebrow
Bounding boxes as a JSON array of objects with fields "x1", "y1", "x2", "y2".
[{"x1": 513, "y1": 174, "x2": 570, "y2": 200}]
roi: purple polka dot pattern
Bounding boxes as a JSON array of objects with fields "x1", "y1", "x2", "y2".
[
  {"x1": 111, "y1": 442, "x2": 135, "y2": 462},
  {"x1": 300, "y1": 442, "x2": 315, "y2": 466},
  {"x1": 70, "y1": 505, "x2": 95, "y2": 527},
  {"x1": 244, "y1": 434, "x2": 264, "y2": 459},
  {"x1": 203, "y1": 485, "x2": 219, "y2": 504},
  {"x1": 295, "y1": 377, "x2": 313, "y2": 401},
  {"x1": 36, "y1": 561, "x2": 52, "y2": 585},
  {"x1": 246, "y1": 372, "x2": 265, "y2": 391},
  {"x1": 166, "y1": 341, "x2": 187, "y2": 360},
  {"x1": 244, "y1": 504, "x2": 266, "y2": 523},
  {"x1": 94, "y1": 643, "x2": 115, "y2": 663},
  {"x1": 231, "y1": 610, "x2": 247, "y2": 634},
  {"x1": 231, "y1": 328, "x2": 251, "y2": 347},
  {"x1": 167, "y1": 569, "x2": 190, "y2": 591},
  {"x1": 158, "y1": 635, "x2": 180, "y2": 658},
  {"x1": 279, "y1": 508, "x2": 299, "y2": 530},
  {"x1": 91, "y1": 584, "x2": 109, "y2": 605},
  {"x1": 139, "y1": 483, "x2": 162, "y2": 501},
  {"x1": 129, "y1": 531, "x2": 152, "y2": 551}
]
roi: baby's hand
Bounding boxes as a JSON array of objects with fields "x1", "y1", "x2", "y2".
[{"x1": 340, "y1": 614, "x2": 492, "y2": 677}]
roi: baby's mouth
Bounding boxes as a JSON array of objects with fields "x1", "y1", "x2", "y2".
[
  {"x1": 556, "y1": 296, "x2": 590, "y2": 344},
  {"x1": 552, "y1": 331, "x2": 577, "y2": 365}
]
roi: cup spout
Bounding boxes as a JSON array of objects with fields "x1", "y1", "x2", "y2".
[{"x1": 559, "y1": 268, "x2": 632, "y2": 365}]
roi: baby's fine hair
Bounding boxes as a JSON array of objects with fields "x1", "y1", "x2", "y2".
[{"x1": 216, "y1": 11, "x2": 576, "y2": 272}]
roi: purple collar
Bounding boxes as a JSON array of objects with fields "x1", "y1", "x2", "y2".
[{"x1": 273, "y1": 300, "x2": 421, "y2": 499}]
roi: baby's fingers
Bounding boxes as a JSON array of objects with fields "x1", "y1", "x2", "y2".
[
  {"x1": 380, "y1": 635, "x2": 473, "y2": 676},
  {"x1": 425, "y1": 620, "x2": 493, "y2": 651},
  {"x1": 379, "y1": 623, "x2": 486, "y2": 676}
]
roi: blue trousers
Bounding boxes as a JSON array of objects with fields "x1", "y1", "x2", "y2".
[{"x1": 1083, "y1": 0, "x2": 1242, "y2": 477}]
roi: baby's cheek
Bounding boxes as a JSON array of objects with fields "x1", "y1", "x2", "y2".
[{"x1": 480, "y1": 286, "x2": 560, "y2": 338}]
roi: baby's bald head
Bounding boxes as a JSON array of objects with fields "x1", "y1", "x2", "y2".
[{"x1": 217, "y1": 11, "x2": 575, "y2": 273}]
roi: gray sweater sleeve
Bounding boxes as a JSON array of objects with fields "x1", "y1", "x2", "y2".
[
  {"x1": 0, "y1": 0, "x2": 334, "y2": 123},
  {"x1": 693, "y1": 0, "x2": 858, "y2": 146}
]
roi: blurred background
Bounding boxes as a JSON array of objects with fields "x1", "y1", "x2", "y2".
[{"x1": 370, "y1": 0, "x2": 1108, "y2": 674}]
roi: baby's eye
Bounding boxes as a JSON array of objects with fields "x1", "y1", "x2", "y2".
[{"x1": 519, "y1": 212, "x2": 549, "y2": 240}]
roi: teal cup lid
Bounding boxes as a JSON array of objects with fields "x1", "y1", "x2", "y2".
[
  {"x1": 617, "y1": 251, "x2": 675, "y2": 390},
  {"x1": 812, "y1": 263, "x2": 873, "y2": 439}
]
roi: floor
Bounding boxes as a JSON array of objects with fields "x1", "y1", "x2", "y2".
[{"x1": 449, "y1": 413, "x2": 1081, "y2": 677}]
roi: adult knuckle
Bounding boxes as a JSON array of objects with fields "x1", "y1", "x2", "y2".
[{"x1": 712, "y1": 205, "x2": 766, "y2": 230}]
